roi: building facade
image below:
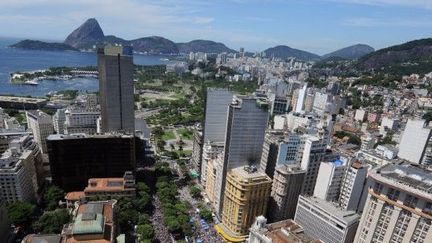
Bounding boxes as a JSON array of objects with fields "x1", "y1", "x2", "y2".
[
  {"x1": 354, "y1": 162, "x2": 432, "y2": 243},
  {"x1": 26, "y1": 110, "x2": 54, "y2": 153},
  {"x1": 313, "y1": 159, "x2": 346, "y2": 202},
  {"x1": 338, "y1": 161, "x2": 368, "y2": 212},
  {"x1": 97, "y1": 45, "x2": 135, "y2": 133}
]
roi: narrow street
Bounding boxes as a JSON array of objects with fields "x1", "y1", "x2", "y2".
[{"x1": 150, "y1": 196, "x2": 172, "y2": 243}]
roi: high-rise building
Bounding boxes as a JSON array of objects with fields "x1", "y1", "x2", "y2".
[
  {"x1": 338, "y1": 160, "x2": 368, "y2": 212},
  {"x1": 268, "y1": 164, "x2": 305, "y2": 222},
  {"x1": 64, "y1": 107, "x2": 100, "y2": 134},
  {"x1": 218, "y1": 166, "x2": 272, "y2": 241},
  {"x1": 97, "y1": 45, "x2": 135, "y2": 133},
  {"x1": 313, "y1": 158, "x2": 346, "y2": 202},
  {"x1": 215, "y1": 96, "x2": 269, "y2": 215},
  {"x1": 203, "y1": 88, "x2": 233, "y2": 143},
  {"x1": 295, "y1": 195, "x2": 360, "y2": 243},
  {"x1": 26, "y1": 110, "x2": 54, "y2": 153},
  {"x1": 47, "y1": 133, "x2": 136, "y2": 191},
  {"x1": 295, "y1": 84, "x2": 307, "y2": 112},
  {"x1": 191, "y1": 127, "x2": 203, "y2": 176},
  {"x1": 300, "y1": 135, "x2": 327, "y2": 195},
  {"x1": 354, "y1": 162, "x2": 432, "y2": 243},
  {"x1": 398, "y1": 119, "x2": 432, "y2": 165},
  {"x1": 259, "y1": 130, "x2": 303, "y2": 178},
  {"x1": 52, "y1": 108, "x2": 66, "y2": 134},
  {"x1": 200, "y1": 141, "x2": 223, "y2": 187}
]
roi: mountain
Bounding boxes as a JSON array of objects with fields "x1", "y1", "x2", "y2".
[
  {"x1": 263, "y1": 45, "x2": 320, "y2": 61},
  {"x1": 356, "y1": 38, "x2": 432, "y2": 74},
  {"x1": 177, "y1": 40, "x2": 235, "y2": 54},
  {"x1": 323, "y1": 44, "x2": 374, "y2": 60},
  {"x1": 10, "y1": 40, "x2": 78, "y2": 51},
  {"x1": 130, "y1": 36, "x2": 178, "y2": 54},
  {"x1": 64, "y1": 18, "x2": 105, "y2": 49}
]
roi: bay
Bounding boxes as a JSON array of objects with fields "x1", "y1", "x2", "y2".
[{"x1": 0, "y1": 37, "x2": 171, "y2": 97}]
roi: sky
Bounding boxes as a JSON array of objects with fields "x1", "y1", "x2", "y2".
[{"x1": 1, "y1": 0, "x2": 432, "y2": 55}]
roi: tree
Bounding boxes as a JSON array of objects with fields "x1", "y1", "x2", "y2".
[
  {"x1": 190, "y1": 186, "x2": 202, "y2": 199},
  {"x1": 45, "y1": 185, "x2": 65, "y2": 210},
  {"x1": 33, "y1": 209, "x2": 70, "y2": 234},
  {"x1": 199, "y1": 208, "x2": 213, "y2": 222},
  {"x1": 136, "y1": 224, "x2": 154, "y2": 241},
  {"x1": 7, "y1": 201, "x2": 35, "y2": 225}
]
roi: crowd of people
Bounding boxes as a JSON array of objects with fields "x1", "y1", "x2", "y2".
[{"x1": 151, "y1": 196, "x2": 173, "y2": 243}]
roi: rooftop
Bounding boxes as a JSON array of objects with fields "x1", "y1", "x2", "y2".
[
  {"x1": 47, "y1": 133, "x2": 133, "y2": 141},
  {"x1": 371, "y1": 161, "x2": 432, "y2": 197},
  {"x1": 84, "y1": 178, "x2": 135, "y2": 193},
  {"x1": 261, "y1": 219, "x2": 321, "y2": 243},
  {"x1": 0, "y1": 95, "x2": 46, "y2": 103},
  {"x1": 231, "y1": 165, "x2": 270, "y2": 180},
  {"x1": 300, "y1": 196, "x2": 360, "y2": 225},
  {"x1": 23, "y1": 234, "x2": 63, "y2": 243}
]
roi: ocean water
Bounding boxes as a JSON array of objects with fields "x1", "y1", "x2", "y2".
[{"x1": 0, "y1": 37, "x2": 171, "y2": 97}]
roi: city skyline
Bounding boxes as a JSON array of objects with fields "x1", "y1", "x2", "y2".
[{"x1": 0, "y1": 0, "x2": 432, "y2": 54}]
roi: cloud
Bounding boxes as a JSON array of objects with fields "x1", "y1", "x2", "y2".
[
  {"x1": 344, "y1": 17, "x2": 432, "y2": 27},
  {"x1": 325, "y1": 0, "x2": 432, "y2": 8}
]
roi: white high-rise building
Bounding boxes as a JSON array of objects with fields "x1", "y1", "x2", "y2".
[
  {"x1": 355, "y1": 162, "x2": 432, "y2": 243},
  {"x1": 52, "y1": 108, "x2": 66, "y2": 134},
  {"x1": 26, "y1": 110, "x2": 54, "y2": 153},
  {"x1": 295, "y1": 195, "x2": 360, "y2": 243},
  {"x1": 313, "y1": 158, "x2": 346, "y2": 202},
  {"x1": 300, "y1": 135, "x2": 327, "y2": 195},
  {"x1": 64, "y1": 107, "x2": 100, "y2": 135},
  {"x1": 295, "y1": 84, "x2": 307, "y2": 112},
  {"x1": 200, "y1": 141, "x2": 223, "y2": 187},
  {"x1": 398, "y1": 119, "x2": 432, "y2": 165},
  {"x1": 338, "y1": 160, "x2": 368, "y2": 212}
]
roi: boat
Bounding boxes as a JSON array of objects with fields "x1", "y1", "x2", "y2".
[
  {"x1": 24, "y1": 80, "x2": 38, "y2": 85},
  {"x1": 160, "y1": 58, "x2": 169, "y2": 61}
]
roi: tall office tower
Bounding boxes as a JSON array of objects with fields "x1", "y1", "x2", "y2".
[
  {"x1": 216, "y1": 96, "x2": 269, "y2": 215},
  {"x1": 200, "y1": 141, "x2": 223, "y2": 186},
  {"x1": 267, "y1": 164, "x2": 305, "y2": 222},
  {"x1": 219, "y1": 166, "x2": 272, "y2": 241},
  {"x1": 259, "y1": 130, "x2": 303, "y2": 178},
  {"x1": 354, "y1": 162, "x2": 432, "y2": 243},
  {"x1": 97, "y1": 45, "x2": 135, "y2": 133},
  {"x1": 304, "y1": 92, "x2": 315, "y2": 112},
  {"x1": 64, "y1": 107, "x2": 100, "y2": 134},
  {"x1": 313, "y1": 158, "x2": 346, "y2": 202},
  {"x1": 398, "y1": 119, "x2": 432, "y2": 165},
  {"x1": 26, "y1": 110, "x2": 54, "y2": 153},
  {"x1": 203, "y1": 88, "x2": 233, "y2": 143},
  {"x1": 52, "y1": 108, "x2": 66, "y2": 134},
  {"x1": 47, "y1": 133, "x2": 136, "y2": 191},
  {"x1": 300, "y1": 135, "x2": 327, "y2": 195},
  {"x1": 338, "y1": 160, "x2": 368, "y2": 212},
  {"x1": 295, "y1": 195, "x2": 360, "y2": 243},
  {"x1": 295, "y1": 84, "x2": 307, "y2": 112},
  {"x1": 290, "y1": 88, "x2": 299, "y2": 112}
]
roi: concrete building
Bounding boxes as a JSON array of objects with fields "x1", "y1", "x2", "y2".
[
  {"x1": 218, "y1": 166, "x2": 272, "y2": 241},
  {"x1": 295, "y1": 195, "x2": 360, "y2": 243},
  {"x1": 216, "y1": 96, "x2": 269, "y2": 215},
  {"x1": 398, "y1": 119, "x2": 432, "y2": 165},
  {"x1": 64, "y1": 107, "x2": 100, "y2": 134},
  {"x1": 248, "y1": 216, "x2": 319, "y2": 243},
  {"x1": 203, "y1": 88, "x2": 233, "y2": 143},
  {"x1": 259, "y1": 130, "x2": 303, "y2": 179},
  {"x1": 0, "y1": 95, "x2": 47, "y2": 110},
  {"x1": 313, "y1": 158, "x2": 346, "y2": 202},
  {"x1": 26, "y1": 110, "x2": 54, "y2": 153},
  {"x1": 200, "y1": 141, "x2": 223, "y2": 187},
  {"x1": 268, "y1": 164, "x2": 305, "y2": 222},
  {"x1": 0, "y1": 146, "x2": 39, "y2": 203},
  {"x1": 354, "y1": 109, "x2": 367, "y2": 122},
  {"x1": 338, "y1": 161, "x2": 368, "y2": 212},
  {"x1": 47, "y1": 133, "x2": 136, "y2": 191},
  {"x1": 300, "y1": 135, "x2": 327, "y2": 195},
  {"x1": 191, "y1": 128, "x2": 203, "y2": 178},
  {"x1": 65, "y1": 171, "x2": 135, "y2": 208},
  {"x1": 294, "y1": 84, "x2": 307, "y2": 112},
  {"x1": 52, "y1": 108, "x2": 66, "y2": 134},
  {"x1": 354, "y1": 162, "x2": 432, "y2": 243},
  {"x1": 98, "y1": 45, "x2": 135, "y2": 133}
]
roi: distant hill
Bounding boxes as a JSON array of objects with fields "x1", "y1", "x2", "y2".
[
  {"x1": 263, "y1": 45, "x2": 320, "y2": 61},
  {"x1": 323, "y1": 44, "x2": 374, "y2": 60},
  {"x1": 64, "y1": 18, "x2": 104, "y2": 49},
  {"x1": 10, "y1": 40, "x2": 78, "y2": 51},
  {"x1": 131, "y1": 36, "x2": 178, "y2": 54},
  {"x1": 177, "y1": 40, "x2": 235, "y2": 54},
  {"x1": 356, "y1": 38, "x2": 432, "y2": 75}
]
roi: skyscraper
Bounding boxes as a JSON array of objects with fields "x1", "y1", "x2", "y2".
[
  {"x1": 214, "y1": 96, "x2": 269, "y2": 215},
  {"x1": 313, "y1": 158, "x2": 346, "y2": 202},
  {"x1": 26, "y1": 110, "x2": 54, "y2": 153},
  {"x1": 97, "y1": 45, "x2": 135, "y2": 133},
  {"x1": 300, "y1": 135, "x2": 328, "y2": 195},
  {"x1": 355, "y1": 162, "x2": 432, "y2": 243},
  {"x1": 338, "y1": 160, "x2": 368, "y2": 212},
  {"x1": 203, "y1": 88, "x2": 233, "y2": 143}
]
